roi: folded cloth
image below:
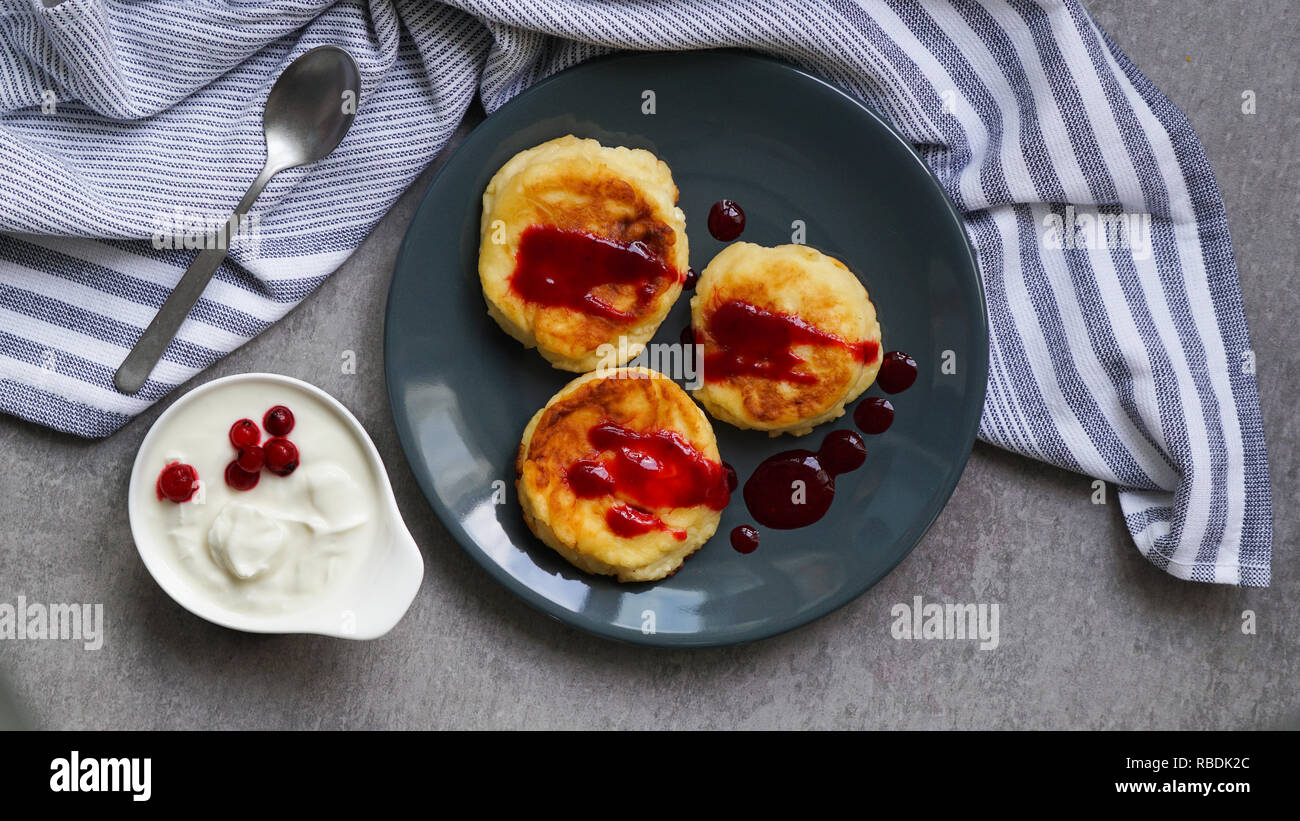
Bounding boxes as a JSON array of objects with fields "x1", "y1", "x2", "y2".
[{"x1": 0, "y1": 0, "x2": 1271, "y2": 586}]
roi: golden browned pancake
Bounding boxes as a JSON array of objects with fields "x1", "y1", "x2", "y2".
[
  {"x1": 516, "y1": 367, "x2": 729, "y2": 582},
  {"x1": 480, "y1": 135, "x2": 689, "y2": 373},
  {"x1": 690, "y1": 243, "x2": 882, "y2": 437}
]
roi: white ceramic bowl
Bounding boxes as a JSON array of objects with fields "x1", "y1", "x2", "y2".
[{"x1": 128, "y1": 372, "x2": 424, "y2": 638}]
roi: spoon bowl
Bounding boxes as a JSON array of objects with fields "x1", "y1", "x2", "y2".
[{"x1": 263, "y1": 45, "x2": 362, "y2": 171}]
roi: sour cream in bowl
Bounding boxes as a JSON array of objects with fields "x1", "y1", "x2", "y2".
[{"x1": 128, "y1": 373, "x2": 423, "y2": 638}]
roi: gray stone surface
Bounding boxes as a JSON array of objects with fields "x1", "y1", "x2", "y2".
[{"x1": 0, "y1": 2, "x2": 1294, "y2": 730}]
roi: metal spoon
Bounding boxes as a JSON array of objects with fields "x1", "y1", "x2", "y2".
[{"x1": 114, "y1": 45, "x2": 361, "y2": 395}]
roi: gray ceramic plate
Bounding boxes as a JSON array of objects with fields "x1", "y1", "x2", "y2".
[{"x1": 385, "y1": 51, "x2": 986, "y2": 647}]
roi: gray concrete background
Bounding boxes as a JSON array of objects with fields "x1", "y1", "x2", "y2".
[{"x1": 0, "y1": 1, "x2": 1294, "y2": 729}]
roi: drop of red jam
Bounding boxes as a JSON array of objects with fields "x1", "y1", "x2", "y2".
[
  {"x1": 701, "y1": 299, "x2": 879, "y2": 384},
  {"x1": 683, "y1": 267, "x2": 700, "y2": 289},
  {"x1": 679, "y1": 325, "x2": 696, "y2": 348},
  {"x1": 707, "y1": 199, "x2": 746, "y2": 241},
  {"x1": 723, "y1": 462, "x2": 738, "y2": 492},
  {"x1": 877, "y1": 351, "x2": 918, "y2": 394},
  {"x1": 156, "y1": 462, "x2": 199, "y2": 503},
  {"x1": 224, "y1": 461, "x2": 260, "y2": 492},
  {"x1": 509, "y1": 226, "x2": 678, "y2": 322},
  {"x1": 236, "y1": 444, "x2": 265, "y2": 473},
  {"x1": 564, "y1": 420, "x2": 731, "y2": 539},
  {"x1": 730, "y1": 525, "x2": 760, "y2": 554},
  {"x1": 854, "y1": 397, "x2": 895, "y2": 434},
  {"x1": 264, "y1": 437, "x2": 299, "y2": 476},
  {"x1": 743, "y1": 451, "x2": 834, "y2": 529},
  {"x1": 229, "y1": 419, "x2": 260, "y2": 449},
  {"x1": 264, "y1": 405, "x2": 295, "y2": 437},
  {"x1": 819, "y1": 429, "x2": 867, "y2": 475},
  {"x1": 742, "y1": 430, "x2": 868, "y2": 529},
  {"x1": 607, "y1": 505, "x2": 687, "y2": 541}
]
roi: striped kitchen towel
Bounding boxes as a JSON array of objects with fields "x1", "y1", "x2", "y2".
[{"x1": 0, "y1": 0, "x2": 1271, "y2": 586}]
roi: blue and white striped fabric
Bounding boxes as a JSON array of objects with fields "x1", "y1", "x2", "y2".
[{"x1": 0, "y1": 0, "x2": 1271, "y2": 586}]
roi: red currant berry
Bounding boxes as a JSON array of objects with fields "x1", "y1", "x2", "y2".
[
  {"x1": 157, "y1": 462, "x2": 198, "y2": 503},
  {"x1": 229, "y1": 419, "x2": 260, "y2": 449},
  {"x1": 236, "y1": 445, "x2": 265, "y2": 473},
  {"x1": 263, "y1": 405, "x2": 295, "y2": 437},
  {"x1": 224, "y1": 460, "x2": 260, "y2": 491},
  {"x1": 264, "y1": 437, "x2": 299, "y2": 476}
]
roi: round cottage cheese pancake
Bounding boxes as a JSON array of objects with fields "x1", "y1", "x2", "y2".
[
  {"x1": 480, "y1": 135, "x2": 689, "y2": 373},
  {"x1": 516, "y1": 367, "x2": 730, "y2": 583},
  {"x1": 690, "y1": 242, "x2": 883, "y2": 437}
]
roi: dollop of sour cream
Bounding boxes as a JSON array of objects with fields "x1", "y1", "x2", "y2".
[
  {"x1": 134, "y1": 382, "x2": 379, "y2": 615},
  {"x1": 207, "y1": 503, "x2": 286, "y2": 580}
]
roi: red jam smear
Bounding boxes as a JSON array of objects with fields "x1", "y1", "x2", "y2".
[
  {"x1": 566, "y1": 460, "x2": 614, "y2": 497},
  {"x1": 607, "y1": 505, "x2": 686, "y2": 541},
  {"x1": 564, "y1": 420, "x2": 731, "y2": 539},
  {"x1": 742, "y1": 429, "x2": 867, "y2": 529},
  {"x1": 509, "y1": 226, "x2": 679, "y2": 322},
  {"x1": 585, "y1": 421, "x2": 731, "y2": 510},
  {"x1": 701, "y1": 300, "x2": 880, "y2": 384}
]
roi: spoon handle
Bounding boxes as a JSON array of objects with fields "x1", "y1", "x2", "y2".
[{"x1": 114, "y1": 164, "x2": 276, "y2": 395}]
